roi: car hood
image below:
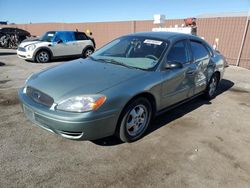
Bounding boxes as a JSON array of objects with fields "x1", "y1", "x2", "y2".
[
  {"x1": 19, "y1": 40, "x2": 50, "y2": 48},
  {"x1": 27, "y1": 58, "x2": 146, "y2": 102}
]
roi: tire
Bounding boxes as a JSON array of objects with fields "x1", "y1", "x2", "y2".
[
  {"x1": 117, "y1": 97, "x2": 152, "y2": 142},
  {"x1": 82, "y1": 48, "x2": 94, "y2": 58},
  {"x1": 203, "y1": 74, "x2": 219, "y2": 99},
  {"x1": 35, "y1": 50, "x2": 50, "y2": 63}
]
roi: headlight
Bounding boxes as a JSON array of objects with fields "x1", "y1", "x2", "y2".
[
  {"x1": 56, "y1": 95, "x2": 106, "y2": 112},
  {"x1": 27, "y1": 44, "x2": 36, "y2": 51}
]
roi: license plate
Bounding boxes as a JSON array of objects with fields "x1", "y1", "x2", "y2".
[{"x1": 23, "y1": 105, "x2": 35, "y2": 121}]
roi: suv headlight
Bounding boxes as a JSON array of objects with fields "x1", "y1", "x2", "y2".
[
  {"x1": 56, "y1": 95, "x2": 106, "y2": 112},
  {"x1": 27, "y1": 44, "x2": 36, "y2": 51}
]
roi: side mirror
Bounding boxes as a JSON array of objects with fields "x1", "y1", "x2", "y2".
[
  {"x1": 165, "y1": 61, "x2": 183, "y2": 69},
  {"x1": 56, "y1": 39, "x2": 63, "y2": 44}
]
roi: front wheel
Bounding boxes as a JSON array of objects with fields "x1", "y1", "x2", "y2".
[
  {"x1": 117, "y1": 98, "x2": 152, "y2": 142},
  {"x1": 204, "y1": 74, "x2": 219, "y2": 99},
  {"x1": 35, "y1": 50, "x2": 50, "y2": 63}
]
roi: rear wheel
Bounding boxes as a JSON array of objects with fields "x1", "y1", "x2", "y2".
[
  {"x1": 204, "y1": 74, "x2": 219, "y2": 99},
  {"x1": 117, "y1": 98, "x2": 152, "y2": 142},
  {"x1": 82, "y1": 48, "x2": 94, "y2": 58},
  {"x1": 35, "y1": 50, "x2": 50, "y2": 63}
]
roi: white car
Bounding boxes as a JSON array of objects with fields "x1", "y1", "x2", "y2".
[{"x1": 17, "y1": 31, "x2": 95, "y2": 63}]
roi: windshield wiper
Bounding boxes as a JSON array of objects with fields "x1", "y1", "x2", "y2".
[{"x1": 96, "y1": 58, "x2": 136, "y2": 69}]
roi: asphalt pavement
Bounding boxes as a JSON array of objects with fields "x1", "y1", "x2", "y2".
[{"x1": 1, "y1": 49, "x2": 250, "y2": 188}]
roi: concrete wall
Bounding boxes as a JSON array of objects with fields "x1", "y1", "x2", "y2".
[{"x1": 2, "y1": 17, "x2": 249, "y2": 69}]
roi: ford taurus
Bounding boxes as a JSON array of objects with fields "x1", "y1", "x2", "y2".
[{"x1": 18, "y1": 32, "x2": 226, "y2": 142}]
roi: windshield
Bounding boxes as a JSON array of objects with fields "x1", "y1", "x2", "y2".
[
  {"x1": 40, "y1": 31, "x2": 56, "y2": 42},
  {"x1": 91, "y1": 36, "x2": 167, "y2": 70}
]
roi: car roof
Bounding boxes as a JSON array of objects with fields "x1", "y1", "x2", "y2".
[
  {"x1": 125, "y1": 31, "x2": 202, "y2": 42},
  {"x1": 0, "y1": 27, "x2": 22, "y2": 30},
  {"x1": 47, "y1": 30, "x2": 84, "y2": 33}
]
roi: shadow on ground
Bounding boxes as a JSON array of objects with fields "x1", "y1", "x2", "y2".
[
  {"x1": 92, "y1": 79, "x2": 234, "y2": 146},
  {"x1": 0, "y1": 52, "x2": 17, "y2": 56},
  {"x1": 27, "y1": 57, "x2": 84, "y2": 64},
  {"x1": 0, "y1": 62, "x2": 6, "y2": 66}
]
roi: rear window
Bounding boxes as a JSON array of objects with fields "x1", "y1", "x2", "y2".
[
  {"x1": 204, "y1": 43, "x2": 214, "y2": 56},
  {"x1": 190, "y1": 41, "x2": 209, "y2": 62},
  {"x1": 74, "y1": 32, "x2": 88, "y2": 40}
]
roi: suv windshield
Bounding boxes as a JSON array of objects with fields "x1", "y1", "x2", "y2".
[
  {"x1": 40, "y1": 31, "x2": 56, "y2": 42},
  {"x1": 91, "y1": 36, "x2": 167, "y2": 70}
]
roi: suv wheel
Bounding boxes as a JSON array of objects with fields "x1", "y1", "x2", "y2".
[
  {"x1": 36, "y1": 50, "x2": 50, "y2": 63},
  {"x1": 117, "y1": 98, "x2": 152, "y2": 142}
]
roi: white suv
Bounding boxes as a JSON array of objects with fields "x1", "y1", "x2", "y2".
[{"x1": 17, "y1": 31, "x2": 95, "y2": 63}]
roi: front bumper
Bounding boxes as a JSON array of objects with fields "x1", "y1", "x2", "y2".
[
  {"x1": 17, "y1": 49, "x2": 35, "y2": 61},
  {"x1": 18, "y1": 88, "x2": 119, "y2": 140}
]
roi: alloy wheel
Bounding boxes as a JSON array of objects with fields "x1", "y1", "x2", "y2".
[
  {"x1": 208, "y1": 76, "x2": 217, "y2": 97},
  {"x1": 38, "y1": 51, "x2": 49, "y2": 63},
  {"x1": 126, "y1": 104, "x2": 148, "y2": 137}
]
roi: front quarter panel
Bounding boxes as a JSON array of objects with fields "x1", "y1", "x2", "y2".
[{"x1": 98, "y1": 71, "x2": 163, "y2": 117}]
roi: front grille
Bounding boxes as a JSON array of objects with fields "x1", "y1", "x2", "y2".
[
  {"x1": 26, "y1": 86, "x2": 54, "y2": 107},
  {"x1": 18, "y1": 47, "x2": 26, "y2": 52}
]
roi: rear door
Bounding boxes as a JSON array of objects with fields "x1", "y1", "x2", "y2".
[{"x1": 189, "y1": 40, "x2": 211, "y2": 94}]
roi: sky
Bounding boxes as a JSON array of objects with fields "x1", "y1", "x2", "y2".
[{"x1": 0, "y1": 0, "x2": 249, "y2": 24}]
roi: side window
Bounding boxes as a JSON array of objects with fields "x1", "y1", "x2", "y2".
[
  {"x1": 167, "y1": 41, "x2": 189, "y2": 64},
  {"x1": 53, "y1": 34, "x2": 60, "y2": 43},
  {"x1": 74, "y1": 32, "x2": 88, "y2": 40},
  {"x1": 56, "y1": 32, "x2": 75, "y2": 43},
  {"x1": 204, "y1": 43, "x2": 214, "y2": 56},
  {"x1": 190, "y1": 41, "x2": 209, "y2": 62}
]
